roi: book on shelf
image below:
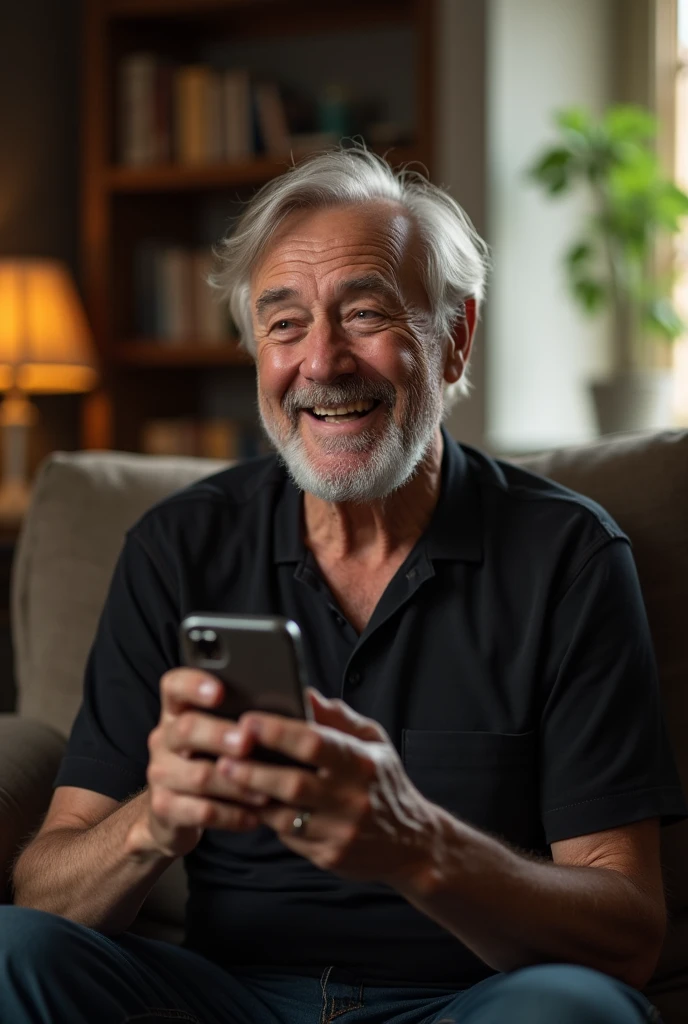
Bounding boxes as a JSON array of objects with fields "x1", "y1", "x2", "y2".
[
  {"x1": 191, "y1": 250, "x2": 228, "y2": 345},
  {"x1": 222, "y1": 69, "x2": 252, "y2": 161},
  {"x1": 159, "y1": 247, "x2": 194, "y2": 342},
  {"x1": 175, "y1": 65, "x2": 224, "y2": 165},
  {"x1": 118, "y1": 53, "x2": 298, "y2": 167},
  {"x1": 254, "y1": 81, "x2": 291, "y2": 158},
  {"x1": 153, "y1": 60, "x2": 174, "y2": 164},
  {"x1": 118, "y1": 53, "x2": 158, "y2": 166},
  {"x1": 141, "y1": 417, "x2": 264, "y2": 460},
  {"x1": 133, "y1": 241, "x2": 159, "y2": 338},
  {"x1": 134, "y1": 243, "x2": 233, "y2": 345}
]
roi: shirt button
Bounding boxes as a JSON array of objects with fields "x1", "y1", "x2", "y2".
[
  {"x1": 335, "y1": 615, "x2": 346, "y2": 627},
  {"x1": 406, "y1": 567, "x2": 418, "y2": 581},
  {"x1": 348, "y1": 670, "x2": 361, "y2": 687}
]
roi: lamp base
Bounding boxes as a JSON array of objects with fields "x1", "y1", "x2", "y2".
[
  {"x1": 0, "y1": 390, "x2": 37, "y2": 529},
  {"x1": 0, "y1": 477, "x2": 30, "y2": 528}
]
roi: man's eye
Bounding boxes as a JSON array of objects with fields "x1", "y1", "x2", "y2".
[
  {"x1": 354, "y1": 309, "x2": 382, "y2": 320},
  {"x1": 272, "y1": 319, "x2": 294, "y2": 331}
]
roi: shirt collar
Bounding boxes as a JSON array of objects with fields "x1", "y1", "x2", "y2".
[
  {"x1": 272, "y1": 425, "x2": 483, "y2": 565},
  {"x1": 424, "y1": 426, "x2": 483, "y2": 563},
  {"x1": 273, "y1": 462, "x2": 305, "y2": 564}
]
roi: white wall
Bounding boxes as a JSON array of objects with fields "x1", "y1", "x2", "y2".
[{"x1": 486, "y1": 0, "x2": 615, "y2": 453}]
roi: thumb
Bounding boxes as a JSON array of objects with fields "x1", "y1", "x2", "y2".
[{"x1": 307, "y1": 688, "x2": 385, "y2": 742}]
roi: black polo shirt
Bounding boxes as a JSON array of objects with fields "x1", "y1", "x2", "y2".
[{"x1": 55, "y1": 430, "x2": 686, "y2": 988}]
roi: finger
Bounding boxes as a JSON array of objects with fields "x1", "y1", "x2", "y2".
[
  {"x1": 307, "y1": 690, "x2": 386, "y2": 742},
  {"x1": 216, "y1": 756, "x2": 322, "y2": 809},
  {"x1": 239, "y1": 712, "x2": 360, "y2": 774},
  {"x1": 160, "y1": 668, "x2": 226, "y2": 718},
  {"x1": 148, "y1": 749, "x2": 270, "y2": 807},
  {"x1": 159, "y1": 710, "x2": 255, "y2": 760},
  {"x1": 259, "y1": 801, "x2": 324, "y2": 840},
  {"x1": 258, "y1": 804, "x2": 353, "y2": 860},
  {"x1": 150, "y1": 788, "x2": 261, "y2": 833}
]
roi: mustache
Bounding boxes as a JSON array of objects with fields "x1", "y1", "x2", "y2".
[{"x1": 282, "y1": 378, "x2": 396, "y2": 417}]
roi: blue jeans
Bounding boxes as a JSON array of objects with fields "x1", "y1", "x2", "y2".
[{"x1": 0, "y1": 906, "x2": 662, "y2": 1024}]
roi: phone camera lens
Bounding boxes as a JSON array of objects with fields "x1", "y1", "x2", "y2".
[{"x1": 189, "y1": 627, "x2": 222, "y2": 662}]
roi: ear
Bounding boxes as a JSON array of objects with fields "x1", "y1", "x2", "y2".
[{"x1": 443, "y1": 298, "x2": 477, "y2": 385}]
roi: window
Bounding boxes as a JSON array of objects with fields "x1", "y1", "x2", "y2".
[{"x1": 674, "y1": 0, "x2": 688, "y2": 421}]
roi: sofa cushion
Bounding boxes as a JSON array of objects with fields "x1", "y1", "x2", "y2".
[
  {"x1": 515, "y1": 429, "x2": 688, "y2": 987},
  {"x1": 12, "y1": 451, "x2": 227, "y2": 739}
]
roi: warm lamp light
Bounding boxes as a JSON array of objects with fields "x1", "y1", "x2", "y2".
[{"x1": 0, "y1": 259, "x2": 98, "y2": 525}]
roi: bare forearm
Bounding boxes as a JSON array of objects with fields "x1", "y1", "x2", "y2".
[
  {"x1": 397, "y1": 810, "x2": 664, "y2": 988},
  {"x1": 12, "y1": 790, "x2": 174, "y2": 934}
]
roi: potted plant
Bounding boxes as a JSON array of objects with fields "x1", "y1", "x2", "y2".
[{"x1": 529, "y1": 105, "x2": 688, "y2": 434}]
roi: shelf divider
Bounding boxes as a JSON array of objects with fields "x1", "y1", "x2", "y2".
[{"x1": 114, "y1": 341, "x2": 254, "y2": 367}]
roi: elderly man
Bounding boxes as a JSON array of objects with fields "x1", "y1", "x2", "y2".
[{"x1": 1, "y1": 147, "x2": 685, "y2": 1024}]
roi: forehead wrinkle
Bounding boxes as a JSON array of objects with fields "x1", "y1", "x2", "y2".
[
  {"x1": 264, "y1": 213, "x2": 411, "y2": 269},
  {"x1": 272, "y1": 228, "x2": 407, "y2": 261},
  {"x1": 259, "y1": 242, "x2": 406, "y2": 296},
  {"x1": 252, "y1": 208, "x2": 420, "y2": 313},
  {"x1": 263, "y1": 242, "x2": 404, "y2": 277}
]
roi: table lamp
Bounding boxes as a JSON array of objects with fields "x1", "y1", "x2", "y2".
[{"x1": 0, "y1": 259, "x2": 98, "y2": 526}]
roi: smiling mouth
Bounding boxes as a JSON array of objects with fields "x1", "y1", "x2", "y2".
[{"x1": 305, "y1": 400, "x2": 380, "y2": 423}]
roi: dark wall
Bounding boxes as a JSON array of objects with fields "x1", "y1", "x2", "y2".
[
  {"x1": 0, "y1": 0, "x2": 82, "y2": 469},
  {"x1": 0, "y1": 1, "x2": 81, "y2": 712},
  {"x1": 0, "y1": 0, "x2": 80, "y2": 275}
]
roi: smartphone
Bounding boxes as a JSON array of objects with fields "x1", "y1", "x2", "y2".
[{"x1": 179, "y1": 612, "x2": 313, "y2": 768}]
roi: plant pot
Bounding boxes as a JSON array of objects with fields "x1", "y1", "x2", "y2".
[{"x1": 589, "y1": 370, "x2": 674, "y2": 436}]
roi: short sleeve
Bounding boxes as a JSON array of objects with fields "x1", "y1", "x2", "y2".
[
  {"x1": 53, "y1": 530, "x2": 180, "y2": 801},
  {"x1": 540, "y1": 536, "x2": 687, "y2": 844}
]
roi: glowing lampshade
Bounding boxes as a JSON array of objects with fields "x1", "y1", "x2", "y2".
[
  {"x1": 0, "y1": 259, "x2": 98, "y2": 525},
  {"x1": 0, "y1": 259, "x2": 97, "y2": 394}
]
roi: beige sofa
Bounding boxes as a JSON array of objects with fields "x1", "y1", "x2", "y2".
[{"x1": 0, "y1": 433, "x2": 687, "y2": 1018}]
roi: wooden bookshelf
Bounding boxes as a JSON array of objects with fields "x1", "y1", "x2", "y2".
[
  {"x1": 104, "y1": 0, "x2": 410, "y2": 32},
  {"x1": 106, "y1": 0, "x2": 257, "y2": 13},
  {"x1": 81, "y1": 0, "x2": 436, "y2": 452},
  {"x1": 105, "y1": 158, "x2": 295, "y2": 193},
  {"x1": 114, "y1": 341, "x2": 252, "y2": 366},
  {"x1": 104, "y1": 145, "x2": 421, "y2": 194}
]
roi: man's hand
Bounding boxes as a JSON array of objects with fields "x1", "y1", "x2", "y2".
[
  {"x1": 141, "y1": 668, "x2": 268, "y2": 859},
  {"x1": 218, "y1": 689, "x2": 440, "y2": 885}
]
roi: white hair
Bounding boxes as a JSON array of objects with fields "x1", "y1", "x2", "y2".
[{"x1": 210, "y1": 145, "x2": 490, "y2": 407}]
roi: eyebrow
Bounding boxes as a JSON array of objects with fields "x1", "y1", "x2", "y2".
[
  {"x1": 254, "y1": 273, "x2": 401, "y2": 322},
  {"x1": 254, "y1": 286, "x2": 298, "y2": 321},
  {"x1": 334, "y1": 273, "x2": 401, "y2": 304}
]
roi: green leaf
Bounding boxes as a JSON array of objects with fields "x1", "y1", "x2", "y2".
[
  {"x1": 609, "y1": 152, "x2": 659, "y2": 197},
  {"x1": 528, "y1": 148, "x2": 574, "y2": 193},
  {"x1": 652, "y1": 184, "x2": 688, "y2": 229},
  {"x1": 644, "y1": 297, "x2": 686, "y2": 339},
  {"x1": 555, "y1": 107, "x2": 593, "y2": 138},
  {"x1": 565, "y1": 241, "x2": 594, "y2": 268},
  {"x1": 603, "y1": 105, "x2": 657, "y2": 144},
  {"x1": 572, "y1": 277, "x2": 606, "y2": 313}
]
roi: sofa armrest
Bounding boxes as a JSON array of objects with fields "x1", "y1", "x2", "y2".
[{"x1": 0, "y1": 714, "x2": 65, "y2": 901}]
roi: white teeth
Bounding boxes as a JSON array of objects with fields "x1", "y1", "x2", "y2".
[{"x1": 311, "y1": 401, "x2": 375, "y2": 417}]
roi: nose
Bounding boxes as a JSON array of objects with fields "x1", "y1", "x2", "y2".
[{"x1": 299, "y1": 317, "x2": 357, "y2": 383}]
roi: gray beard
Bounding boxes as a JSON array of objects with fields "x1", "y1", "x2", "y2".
[{"x1": 258, "y1": 373, "x2": 443, "y2": 503}]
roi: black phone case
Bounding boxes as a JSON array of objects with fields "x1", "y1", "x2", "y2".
[{"x1": 180, "y1": 613, "x2": 313, "y2": 770}]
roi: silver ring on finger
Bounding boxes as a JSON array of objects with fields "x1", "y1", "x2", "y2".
[{"x1": 291, "y1": 809, "x2": 311, "y2": 837}]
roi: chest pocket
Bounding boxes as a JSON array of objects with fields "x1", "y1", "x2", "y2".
[{"x1": 402, "y1": 729, "x2": 545, "y2": 853}]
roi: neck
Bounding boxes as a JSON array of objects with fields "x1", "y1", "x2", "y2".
[{"x1": 303, "y1": 428, "x2": 445, "y2": 563}]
